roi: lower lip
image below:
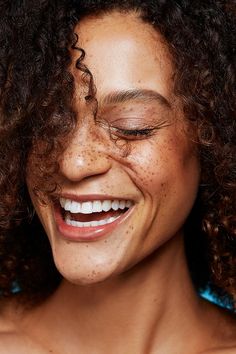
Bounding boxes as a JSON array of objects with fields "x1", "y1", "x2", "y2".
[{"x1": 54, "y1": 204, "x2": 133, "y2": 242}]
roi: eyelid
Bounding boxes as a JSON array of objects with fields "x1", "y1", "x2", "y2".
[
  {"x1": 109, "y1": 117, "x2": 148, "y2": 129},
  {"x1": 98, "y1": 117, "x2": 156, "y2": 130},
  {"x1": 96, "y1": 116, "x2": 170, "y2": 141}
]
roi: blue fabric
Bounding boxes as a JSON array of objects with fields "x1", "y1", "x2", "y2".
[
  {"x1": 200, "y1": 287, "x2": 234, "y2": 311},
  {"x1": 11, "y1": 281, "x2": 21, "y2": 294}
]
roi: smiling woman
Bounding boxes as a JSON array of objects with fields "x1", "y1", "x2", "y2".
[{"x1": 0, "y1": 1, "x2": 236, "y2": 353}]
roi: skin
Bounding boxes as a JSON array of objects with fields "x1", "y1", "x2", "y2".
[{"x1": 0, "y1": 11, "x2": 235, "y2": 354}]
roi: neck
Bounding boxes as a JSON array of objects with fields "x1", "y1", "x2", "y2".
[{"x1": 20, "y1": 234, "x2": 205, "y2": 353}]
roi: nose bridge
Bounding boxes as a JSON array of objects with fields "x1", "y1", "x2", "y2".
[{"x1": 59, "y1": 121, "x2": 111, "y2": 182}]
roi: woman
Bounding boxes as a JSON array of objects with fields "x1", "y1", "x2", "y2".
[{"x1": 0, "y1": 0, "x2": 235, "y2": 353}]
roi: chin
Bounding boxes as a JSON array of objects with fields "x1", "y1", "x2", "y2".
[
  {"x1": 53, "y1": 254, "x2": 120, "y2": 287},
  {"x1": 59, "y1": 269, "x2": 117, "y2": 287}
]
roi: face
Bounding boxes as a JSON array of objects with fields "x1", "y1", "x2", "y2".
[{"x1": 27, "y1": 11, "x2": 200, "y2": 285}]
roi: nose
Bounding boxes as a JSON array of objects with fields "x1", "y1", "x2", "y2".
[{"x1": 59, "y1": 125, "x2": 112, "y2": 182}]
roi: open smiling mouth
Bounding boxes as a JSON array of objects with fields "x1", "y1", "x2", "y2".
[{"x1": 58, "y1": 198, "x2": 133, "y2": 228}]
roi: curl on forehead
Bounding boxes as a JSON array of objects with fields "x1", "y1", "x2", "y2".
[{"x1": 70, "y1": 10, "x2": 180, "y2": 127}]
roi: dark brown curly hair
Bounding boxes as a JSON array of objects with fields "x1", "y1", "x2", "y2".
[{"x1": 0, "y1": 0, "x2": 235, "y2": 309}]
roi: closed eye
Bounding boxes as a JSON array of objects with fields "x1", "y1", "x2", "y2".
[
  {"x1": 96, "y1": 116, "x2": 170, "y2": 141},
  {"x1": 109, "y1": 127, "x2": 157, "y2": 140}
]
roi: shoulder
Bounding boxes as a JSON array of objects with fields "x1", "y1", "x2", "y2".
[
  {"x1": 0, "y1": 330, "x2": 47, "y2": 354},
  {"x1": 0, "y1": 331, "x2": 26, "y2": 354},
  {"x1": 198, "y1": 299, "x2": 236, "y2": 354},
  {"x1": 0, "y1": 306, "x2": 46, "y2": 354}
]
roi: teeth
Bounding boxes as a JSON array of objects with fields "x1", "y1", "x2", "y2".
[
  {"x1": 92, "y1": 200, "x2": 102, "y2": 212},
  {"x1": 60, "y1": 198, "x2": 133, "y2": 214},
  {"x1": 65, "y1": 199, "x2": 72, "y2": 211},
  {"x1": 81, "y1": 201, "x2": 93, "y2": 214},
  {"x1": 111, "y1": 200, "x2": 119, "y2": 210},
  {"x1": 102, "y1": 200, "x2": 112, "y2": 212},
  {"x1": 65, "y1": 214, "x2": 120, "y2": 228},
  {"x1": 126, "y1": 200, "x2": 132, "y2": 208},
  {"x1": 71, "y1": 200, "x2": 81, "y2": 213},
  {"x1": 119, "y1": 200, "x2": 126, "y2": 210}
]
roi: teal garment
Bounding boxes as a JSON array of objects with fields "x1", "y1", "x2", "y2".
[
  {"x1": 0, "y1": 281, "x2": 21, "y2": 295},
  {"x1": 11, "y1": 281, "x2": 21, "y2": 294},
  {"x1": 200, "y1": 287, "x2": 234, "y2": 311}
]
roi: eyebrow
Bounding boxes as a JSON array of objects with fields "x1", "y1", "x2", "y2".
[{"x1": 100, "y1": 89, "x2": 171, "y2": 109}]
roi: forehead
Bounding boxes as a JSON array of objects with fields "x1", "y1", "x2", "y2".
[{"x1": 72, "y1": 11, "x2": 175, "y2": 103}]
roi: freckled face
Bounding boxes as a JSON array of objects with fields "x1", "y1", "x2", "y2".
[{"x1": 27, "y1": 12, "x2": 200, "y2": 284}]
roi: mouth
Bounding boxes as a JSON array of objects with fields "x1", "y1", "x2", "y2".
[{"x1": 54, "y1": 197, "x2": 134, "y2": 241}]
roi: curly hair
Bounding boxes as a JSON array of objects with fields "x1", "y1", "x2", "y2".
[{"x1": 0, "y1": 0, "x2": 235, "y2": 308}]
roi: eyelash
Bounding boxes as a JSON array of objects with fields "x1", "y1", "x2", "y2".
[
  {"x1": 96, "y1": 119, "x2": 161, "y2": 141},
  {"x1": 110, "y1": 127, "x2": 156, "y2": 140}
]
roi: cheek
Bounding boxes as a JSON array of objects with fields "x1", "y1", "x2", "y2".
[
  {"x1": 27, "y1": 186, "x2": 55, "y2": 241},
  {"x1": 125, "y1": 134, "x2": 200, "y2": 199}
]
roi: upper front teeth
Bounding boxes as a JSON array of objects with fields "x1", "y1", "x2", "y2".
[{"x1": 59, "y1": 198, "x2": 132, "y2": 214}]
